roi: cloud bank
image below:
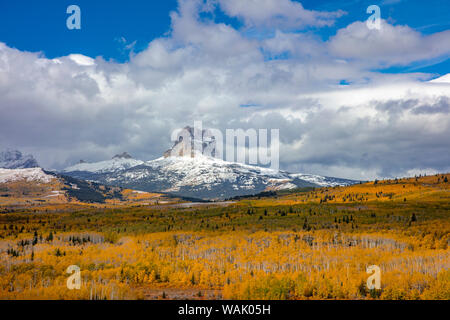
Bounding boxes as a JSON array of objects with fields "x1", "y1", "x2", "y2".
[{"x1": 0, "y1": 0, "x2": 449, "y2": 180}]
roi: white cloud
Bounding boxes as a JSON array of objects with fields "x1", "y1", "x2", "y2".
[
  {"x1": 68, "y1": 54, "x2": 96, "y2": 66},
  {"x1": 0, "y1": 1, "x2": 449, "y2": 180},
  {"x1": 218, "y1": 0, "x2": 345, "y2": 30},
  {"x1": 328, "y1": 19, "x2": 450, "y2": 67}
]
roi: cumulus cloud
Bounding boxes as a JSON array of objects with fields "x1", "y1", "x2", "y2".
[
  {"x1": 217, "y1": 0, "x2": 345, "y2": 30},
  {"x1": 328, "y1": 19, "x2": 450, "y2": 67},
  {"x1": 281, "y1": 89, "x2": 450, "y2": 179},
  {"x1": 0, "y1": 0, "x2": 449, "y2": 180}
]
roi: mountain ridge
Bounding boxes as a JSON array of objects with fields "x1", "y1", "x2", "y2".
[
  {"x1": 0, "y1": 149, "x2": 39, "y2": 169},
  {"x1": 0, "y1": 167, "x2": 181, "y2": 206},
  {"x1": 62, "y1": 152, "x2": 357, "y2": 200},
  {"x1": 63, "y1": 152, "x2": 144, "y2": 174}
]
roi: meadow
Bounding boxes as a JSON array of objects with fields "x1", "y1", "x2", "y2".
[{"x1": 0, "y1": 174, "x2": 449, "y2": 300}]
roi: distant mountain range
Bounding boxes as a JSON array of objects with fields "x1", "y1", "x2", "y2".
[
  {"x1": 60, "y1": 127, "x2": 358, "y2": 200},
  {"x1": 0, "y1": 136, "x2": 358, "y2": 201},
  {"x1": 0, "y1": 149, "x2": 39, "y2": 169}
]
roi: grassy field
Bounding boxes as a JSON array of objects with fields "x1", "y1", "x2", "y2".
[{"x1": 0, "y1": 174, "x2": 448, "y2": 300}]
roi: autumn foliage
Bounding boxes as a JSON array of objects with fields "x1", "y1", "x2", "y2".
[{"x1": 0, "y1": 174, "x2": 449, "y2": 299}]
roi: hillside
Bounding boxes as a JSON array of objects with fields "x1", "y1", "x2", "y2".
[
  {"x1": 0, "y1": 168, "x2": 180, "y2": 209},
  {"x1": 0, "y1": 173, "x2": 448, "y2": 300},
  {"x1": 246, "y1": 173, "x2": 450, "y2": 206}
]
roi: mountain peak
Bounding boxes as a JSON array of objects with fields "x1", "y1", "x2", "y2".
[
  {"x1": 113, "y1": 152, "x2": 132, "y2": 159},
  {"x1": 430, "y1": 73, "x2": 450, "y2": 84},
  {"x1": 163, "y1": 126, "x2": 217, "y2": 158},
  {"x1": 0, "y1": 149, "x2": 39, "y2": 169}
]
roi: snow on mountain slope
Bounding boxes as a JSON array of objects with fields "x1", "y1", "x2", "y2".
[
  {"x1": 101, "y1": 155, "x2": 311, "y2": 199},
  {"x1": 430, "y1": 74, "x2": 450, "y2": 84},
  {"x1": 289, "y1": 173, "x2": 356, "y2": 187},
  {"x1": 0, "y1": 149, "x2": 39, "y2": 169},
  {"x1": 63, "y1": 153, "x2": 356, "y2": 200},
  {"x1": 135, "y1": 155, "x2": 356, "y2": 192},
  {"x1": 61, "y1": 128, "x2": 358, "y2": 199},
  {"x1": 63, "y1": 154, "x2": 144, "y2": 174},
  {"x1": 142, "y1": 155, "x2": 286, "y2": 190},
  {"x1": 0, "y1": 168, "x2": 54, "y2": 183}
]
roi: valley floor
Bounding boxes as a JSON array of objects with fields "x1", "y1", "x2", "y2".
[{"x1": 0, "y1": 174, "x2": 449, "y2": 300}]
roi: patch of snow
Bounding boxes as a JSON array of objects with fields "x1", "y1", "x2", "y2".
[
  {"x1": 289, "y1": 173, "x2": 354, "y2": 187},
  {"x1": 45, "y1": 190, "x2": 64, "y2": 198},
  {"x1": 271, "y1": 182, "x2": 298, "y2": 190}
]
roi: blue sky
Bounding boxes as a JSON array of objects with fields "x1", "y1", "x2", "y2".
[
  {"x1": 1, "y1": 0, "x2": 449, "y2": 74},
  {"x1": 0, "y1": 1, "x2": 177, "y2": 62},
  {"x1": 0, "y1": 0, "x2": 449, "y2": 179}
]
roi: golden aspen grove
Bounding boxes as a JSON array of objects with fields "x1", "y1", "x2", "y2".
[{"x1": 0, "y1": 174, "x2": 449, "y2": 300}]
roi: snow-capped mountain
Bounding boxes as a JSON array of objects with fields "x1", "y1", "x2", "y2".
[
  {"x1": 62, "y1": 130, "x2": 357, "y2": 200},
  {"x1": 0, "y1": 167, "x2": 163, "y2": 205},
  {"x1": 163, "y1": 126, "x2": 219, "y2": 158},
  {"x1": 63, "y1": 152, "x2": 144, "y2": 174},
  {"x1": 430, "y1": 73, "x2": 450, "y2": 84},
  {"x1": 0, "y1": 167, "x2": 54, "y2": 184},
  {"x1": 0, "y1": 149, "x2": 39, "y2": 169},
  {"x1": 63, "y1": 154, "x2": 311, "y2": 200},
  {"x1": 289, "y1": 173, "x2": 356, "y2": 187}
]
